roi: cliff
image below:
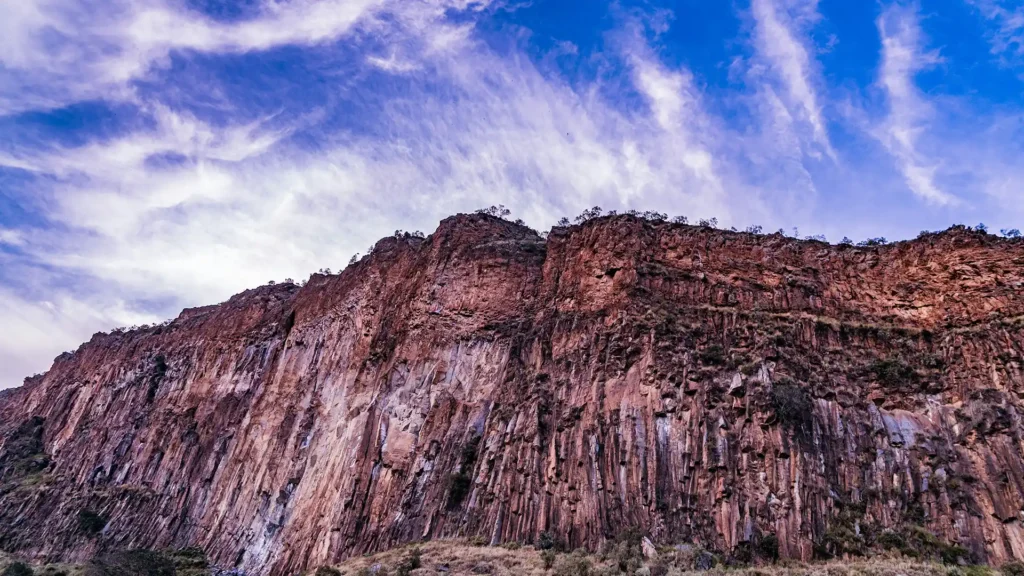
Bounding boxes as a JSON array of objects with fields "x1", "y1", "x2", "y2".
[{"x1": 2, "y1": 214, "x2": 1024, "y2": 574}]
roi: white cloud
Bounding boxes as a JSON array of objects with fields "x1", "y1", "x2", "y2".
[
  {"x1": 872, "y1": 5, "x2": 958, "y2": 206},
  {"x1": 0, "y1": 3, "x2": 820, "y2": 388},
  {"x1": 7, "y1": 0, "x2": 1024, "y2": 388},
  {"x1": 749, "y1": 0, "x2": 835, "y2": 159},
  {"x1": 628, "y1": 50, "x2": 728, "y2": 213},
  {"x1": 366, "y1": 52, "x2": 420, "y2": 73},
  {"x1": 0, "y1": 229, "x2": 25, "y2": 247},
  {"x1": 967, "y1": 0, "x2": 1024, "y2": 69},
  {"x1": 0, "y1": 0, "x2": 407, "y2": 115},
  {"x1": 0, "y1": 283, "x2": 161, "y2": 388}
]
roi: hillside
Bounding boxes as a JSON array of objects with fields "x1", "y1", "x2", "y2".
[{"x1": 2, "y1": 213, "x2": 1023, "y2": 575}]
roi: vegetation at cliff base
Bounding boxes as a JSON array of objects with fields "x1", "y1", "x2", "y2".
[
  {"x1": 303, "y1": 532, "x2": 1005, "y2": 576},
  {"x1": 2, "y1": 562, "x2": 33, "y2": 576}
]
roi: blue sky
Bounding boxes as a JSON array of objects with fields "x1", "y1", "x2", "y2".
[{"x1": 1, "y1": 0, "x2": 1023, "y2": 387}]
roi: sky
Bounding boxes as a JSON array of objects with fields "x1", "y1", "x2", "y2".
[{"x1": 1, "y1": 0, "x2": 1023, "y2": 388}]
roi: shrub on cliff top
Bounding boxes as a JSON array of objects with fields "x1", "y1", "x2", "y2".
[
  {"x1": 476, "y1": 205, "x2": 512, "y2": 219},
  {"x1": 574, "y1": 206, "x2": 603, "y2": 223}
]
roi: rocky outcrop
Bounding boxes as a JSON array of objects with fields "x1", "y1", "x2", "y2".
[{"x1": 2, "y1": 214, "x2": 1024, "y2": 574}]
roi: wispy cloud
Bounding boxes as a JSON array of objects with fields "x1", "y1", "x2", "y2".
[
  {"x1": 0, "y1": 285, "x2": 160, "y2": 387},
  {"x1": 967, "y1": 0, "x2": 1024, "y2": 69},
  {"x1": 0, "y1": 0, "x2": 432, "y2": 115},
  {"x1": 0, "y1": 2, "x2": 792, "y2": 386},
  {"x1": 872, "y1": 4, "x2": 958, "y2": 206},
  {"x1": 3, "y1": 0, "x2": 1024, "y2": 387},
  {"x1": 749, "y1": 0, "x2": 835, "y2": 159}
]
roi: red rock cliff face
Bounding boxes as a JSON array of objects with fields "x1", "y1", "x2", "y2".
[{"x1": 2, "y1": 214, "x2": 1024, "y2": 574}]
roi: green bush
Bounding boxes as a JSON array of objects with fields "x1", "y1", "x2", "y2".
[
  {"x1": 553, "y1": 552, "x2": 592, "y2": 576},
  {"x1": 84, "y1": 550, "x2": 175, "y2": 576},
  {"x1": 770, "y1": 384, "x2": 812, "y2": 428},
  {"x1": 0, "y1": 417, "x2": 49, "y2": 484},
  {"x1": 693, "y1": 549, "x2": 717, "y2": 571},
  {"x1": 1002, "y1": 562, "x2": 1024, "y2": 576},
  {"x1": 395, "y1": 547, "x2": 422, "y2": 576},
  {"x1": 871, "y1": 358, "x2": 917, "y2": 388},
  {"x1": 314, "y1": 567, "x2": 342, "y2": 576},
  {"x1": 541, "y1": 550, "x2": 558, "y2": 570},
  {"x1": 815, "y1": 519, "x2": 867, "y2": 559},
  {"x1": 755, "y1": 533, "x2": 779, "y2": 562},
  {"x1": 876, "y1": 526, "x2": 973, "y2": 565},
  {"x1": 699, "y1": 345, "x2": 727, "y2": 366},
  {"x1": 877, "y1": 530, "x2": 906, "y2": 551},
  {"x1": 2, "y1": 562, "x2": 34, "y2": 576},
  {"x1": 165, "y1": 546, "x2": 208, "y2": 574},
  {"x1": 948, "y1": 567, "x2": 996, "y2": 576},
  {"x1": 537, "y1": 531, "x2": 558, "y2": 551},
  {"x1": 77, "y1": 509, "x2": 107, "y2": 536},
  {"x1": 610, "y1": 528, "x2": 644, "y2": 573},
  {"x1": 729, "y1": 542, "x2": 752, "y2": 565},
  {"x1": 502, "y1": 541, "x2": 521, "y2": 550}
]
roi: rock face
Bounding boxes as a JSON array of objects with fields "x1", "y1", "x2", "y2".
[{"x1": 2, "y1": 214, "x2": 1024, "y2": 575}]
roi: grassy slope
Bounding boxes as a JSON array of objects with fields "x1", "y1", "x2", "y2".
[
  {"x1": 317, "y1": 540, "x2": 1003, "y2": 576},
  {"x1": 2, "y1": 541, "x2": 1013, "y2": 576}
]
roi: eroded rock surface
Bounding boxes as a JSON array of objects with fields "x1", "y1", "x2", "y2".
[{"x1": 2, "y1": 214, "x2": 1024, "y2": 574}]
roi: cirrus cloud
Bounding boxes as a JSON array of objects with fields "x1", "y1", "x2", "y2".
[{"x1": 1, "y1": 0, "x2": 1024, "y2": 387}]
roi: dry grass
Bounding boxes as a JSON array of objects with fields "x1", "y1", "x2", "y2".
[
  {"x1": 321, "y1": 540, "x2": 551, "y2": 576},
  {"x1": 0, "y1": 543, "x2": 999, "y2": 576},
  {"x1": 313, "y1": 541, "x2": 990, "y2": 576},
  {"x1": 0, "y1": 551, "x2": 85, "y2": 576},
  {"x1": 677, "y1": 559, "x2": 984, "y2": 576}
]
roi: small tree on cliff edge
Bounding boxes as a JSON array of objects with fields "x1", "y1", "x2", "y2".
[
  {"x1": 574, "y1": 206, "x2": 602, "y2": 223},
  {"x1": 476, "y1": 205, "x2": 511, "y2": 218}
]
